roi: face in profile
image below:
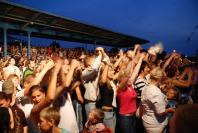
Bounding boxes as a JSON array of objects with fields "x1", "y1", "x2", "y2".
[
  {"x1": 144, "y1": 65, "x2": 151, "y2": 74},
  {"x1": 31, "y1": 89, "x2": 45, "y2": 105},
  {"x1": 107, "y1": 67, "x2": 114, "y2": 79},
  {"x1": 11, "y1": 77, "x2": 20, "y2": 88},
  {"x1": 0, "y1": 98, "x2": 8, "y2": 107},
  {"x1": 39, "y1": 117, "x2": 52, "y2": 132}
]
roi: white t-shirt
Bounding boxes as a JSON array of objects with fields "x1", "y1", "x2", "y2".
[
  {"x1": 56, "y1": 93, "x2": 79, "y2": 133},
  {"x1": 16, "y1": 89, "x2": 33, "y2": 118},
  {"x1": 141, "y1": 84, "x2": 168, "y2": 126},
  {"x1": 4, "y1": 65, "x2": 22, "y2": 79},
  {"x1": 82, "y1": 55, "x2": 102, "y2": 101}
]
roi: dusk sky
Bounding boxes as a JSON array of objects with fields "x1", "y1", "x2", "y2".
[{"x1": 9, "y1": 0, "x2": 198, "y2": 56}]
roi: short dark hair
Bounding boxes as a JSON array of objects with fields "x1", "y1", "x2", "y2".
[
  {"x1": 170, "y1": 104, "x2": 198, "y2": 133},
  {"x1": 29, "y1": 85, "x2": 46, "y2": 96},
  {"x1": 0, "y1": 92, "x2": 12, "y2": 103},
  {"x1": 139, "y1": 61, "x2": 151, "y2": 73},
  {"x1": 0, "y1": 92, "x2": 8, "y2": 100}
]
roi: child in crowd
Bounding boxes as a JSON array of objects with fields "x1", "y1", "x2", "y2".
[
  {"x1": 83, "y1": 108, "x2": 112, "y2": 133},
  {"x1": 39, "y1": 106, "x2": 71, "y2": 133},
  {"x1": 166, "y1": 88, "x2": 179, "y2": 119}
]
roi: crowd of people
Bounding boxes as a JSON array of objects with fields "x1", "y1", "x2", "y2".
[{"x1": 0, "y1": 43, "x2": 198, "y2": 133}]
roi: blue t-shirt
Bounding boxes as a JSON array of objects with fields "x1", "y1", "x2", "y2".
[{"x1": 166, "y1": 100, "x2": 178, "y2": 119}]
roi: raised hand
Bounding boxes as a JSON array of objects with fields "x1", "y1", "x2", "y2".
[
  {"x1": 167, "y1": 107, "x2": 175, "y2": 113},
  {"x1": 71, "y1": 59, "x2": 80, "y2": 69},
  {"x1": 54, "y1": 59, "x2": 63, "y2": 73},
  {"x1": 140, "y1": 52, "x2": 146, "y2": 59},
  {"x1": 103, "y1": 54, "x2": 110, "y2": 65},
  {"x1": 118, "y1": 49, "x2": 124, "y2": 57},
  {"x1": 45, "y1": 59, "x2": 55, "y2": 70},
  {"x1": 61, "y1": 64, "x2": 70, "y2": 74},
  {"x1": 134, "y1": 44, "x2": 141, "y2": 50}
]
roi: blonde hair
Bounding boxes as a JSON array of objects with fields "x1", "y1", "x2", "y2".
[
  {"x1": 150, "y1": 67, "x2": 165, "y2": 80},
  {"x1": 7, "y1": 74, "x2": 19, "y2": 80},
  {"x1": 40, "y1": 107, "x2": 60, "y2": 126},
  {"x1": 91, "y1": 108, "x2": 104, "y2": 123}
]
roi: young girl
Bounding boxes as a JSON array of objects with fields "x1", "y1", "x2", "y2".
[
  {"x1": 39, "y1": 107, "x2": 70, "y2": 133},
  {"x1": 99, "y1": 58, "x2": 117, "y2": 132},
  {"x1": 166, "y1": 88, "x2": 179, "y2": 118},
  {"x1": 83, "y1": 108, "x2": 112, "y2": 133}
]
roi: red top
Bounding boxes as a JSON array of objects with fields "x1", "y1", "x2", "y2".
[{"x1": 117, "y1": 85, "x2": 137, "y2": 114}]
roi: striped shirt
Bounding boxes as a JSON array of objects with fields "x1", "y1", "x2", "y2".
[{"x1": 134, "y1": 76, "x2": 148, "y2": 99}]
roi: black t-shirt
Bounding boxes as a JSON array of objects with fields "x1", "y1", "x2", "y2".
[
  {"x1": 0, "y1": 107, "x2": 10, "y2": 133},
  {"x1": 11, "y1": 105, "x2": 28, "y2": 133},
  {"x1": 100, "y1": 83, "x2": 114, "y2": 107}
]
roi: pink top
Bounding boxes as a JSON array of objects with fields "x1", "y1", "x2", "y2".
[{"x1": 117, "y1": 85, "x2": 137, "y2": 115}]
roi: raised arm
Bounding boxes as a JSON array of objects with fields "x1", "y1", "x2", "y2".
[
  {"x1": 24, "y1": 60, "x2": 54, "y2": 96},
  {"x1": 144, "y1": 52, "x2": 149, "y2": 62},
  {"x1": 100, "y1": 64, "x2": 109, "y2": 85},
  {"x1": 178, "y1": 67, "x2": 191, "y2": 80},
  {"x1": 132, "y1": 44, "x2": 141, "y2": 59},
  {"x1": 128, "y1": 53, "x2": 145, "y2": 84},
  {"x1": 55, "y1": 59, "x2": 80, "y2": 98},
  {"x1": 113, "y1": 49, "x2": 123, "y2": 69},
  {"x1": 172, "y1": 68, "x2": 193, "y2": 88},
  {"x1": 117, "y1": 76, "x2": 130, "y2": 92},
  {"x1": 46, "y1": 59, "x2": 62, "y2": 102},
  {"x1": 31, "y1": 60, "x2": 62, "y2": 122},
  {"x1": 64, "y1": 59, "x2": 80, "y2": 88},
  {"x1": 162, "y1": 53, "x2": 178, "y2": 71},
  {"x1": 82, "y1": 48, "x2": 103, "y2": 81}
]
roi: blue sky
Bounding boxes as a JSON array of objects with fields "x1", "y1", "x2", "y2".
[{"x1": 9, "y1": 0, "x2": 198, "y2": 56}]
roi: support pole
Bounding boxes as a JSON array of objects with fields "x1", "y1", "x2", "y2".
[
  {"x1": 27, "y1": 31, "x2": 31, "y2": 59},
  {"x1": 86, "y1": 43, "x2": 88, "y2": 53},
  {"x1": 94, "y1": 41, "x2": 96, "y2": 49},
  {"x1": 19, "y1": 33, "x2": 23, "y2": 55},
  {"x1": 3, "y1": 28, "x2": 7, "y2": 57}
]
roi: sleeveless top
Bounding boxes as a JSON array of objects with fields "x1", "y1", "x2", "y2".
[
  {"x1": 117, "y1": 85, "x2": 137, "y2": 114},
  {"x1": 100, "y1": 83, "x2": 114, "y2": 107}
]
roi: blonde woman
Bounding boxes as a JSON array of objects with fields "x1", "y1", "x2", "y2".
[{"x1": 141, "y1": 67, "x2": 175, "y2": 133}]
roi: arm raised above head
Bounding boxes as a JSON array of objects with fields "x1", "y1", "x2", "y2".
[
  {"x1": 128, "y1": 53, "x2": 145, "y2": 84},
  {"x1": 172, "y1": 67, "x2": 193, "y2": 88},
  {"x1": 100, "y1": 63, "x2": 109, "y2": 86},
  {"x1": 55, "y1": 59, "x2": 80, "y2": 98},
  {"x1": 24, "y1": 60, "x2": 55, "y2": 96},
  {"x1": 82, "y1": 55, "x2": 102, "y2": 81}
]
